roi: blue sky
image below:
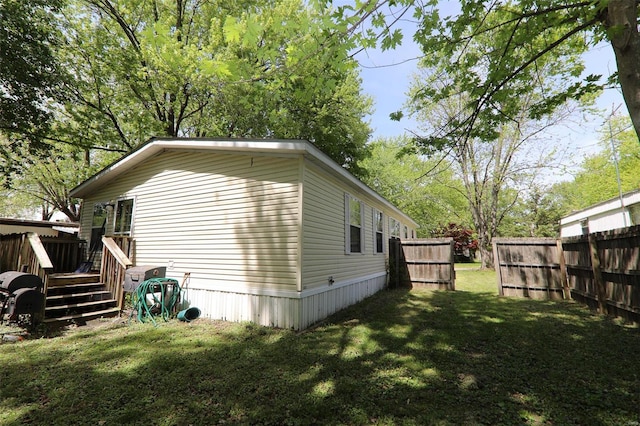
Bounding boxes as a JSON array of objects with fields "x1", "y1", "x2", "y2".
[{"x1": 354, "y1": 26, "x2": 628, "y2": 161}]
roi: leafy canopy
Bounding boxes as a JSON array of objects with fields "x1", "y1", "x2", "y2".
[
  {"x1": 410, "y1": 0, "x2": 601, "y2": 149},
  {"x1": 55, "y1": 0, "x2": 375, "y2": 173},
  {"x1": 0, "y1": 0, "x2": 65, "y2": 154}
]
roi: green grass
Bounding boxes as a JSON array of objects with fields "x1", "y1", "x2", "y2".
[{"x1": 2, "y1": 270, "x2": 640, "y2": 425}]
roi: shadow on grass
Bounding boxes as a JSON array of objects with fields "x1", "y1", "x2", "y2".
[{"x1": 1, "y1": 288, "x2": 640, "y2": 425}]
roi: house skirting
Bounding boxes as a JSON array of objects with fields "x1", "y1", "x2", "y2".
[{"x1": 181, "y1": 272, "x2": 387, "y2": 330}]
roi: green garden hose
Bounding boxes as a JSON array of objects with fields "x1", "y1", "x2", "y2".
[{"x1": 130, "y1": 278, "x2": 181, "y2": 326}]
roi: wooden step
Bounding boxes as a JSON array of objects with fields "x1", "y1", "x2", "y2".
[
  {"x1": 46, "y1": 290, "x2": 112, "y2": 302},
  {"x1": 48, "y1": 273, "x2": 101, "y2": 287},
  {"x1": 42, "y1": 307, "x2": 120, "y2": 324},
  {"x1": 47, "y1": 283, "x2": 108, "y2": 297},
  {"x1": 45, "y1": 298, "x2": 117, "y2": 312},
  {"x1": 43, "y1": 279, "x2": 122, "y2": 324}
]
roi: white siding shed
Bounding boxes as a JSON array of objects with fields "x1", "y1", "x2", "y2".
[{"x1": 560, "y1": 189, "x2": 640, "y2": 237}]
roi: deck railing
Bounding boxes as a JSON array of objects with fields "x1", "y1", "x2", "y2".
[
  {"x1": 0, "y1": 233, "x2": 25, "y2": 273},
  {"x1": 40, "y1": 237, "x2": 87, "y2": 273},
  {"x1": 20, "y1": 233, "x2": 55, "y2": 321},
  {"x1": 100, "y1": 236, "x2": 133, "y2": 309},
  {"x1": 21, "y1": 233, "x2": 55, "y2": 284}
]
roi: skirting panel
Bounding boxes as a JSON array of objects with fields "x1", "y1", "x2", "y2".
[
  {"x1": 298, "y1": 274, "x2": 387, "y2": 329},
  {"x1": 182, "y1": 274, "x2": 387, "y2": 330}
]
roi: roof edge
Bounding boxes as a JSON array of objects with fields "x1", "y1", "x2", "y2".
[{"x1": 71, "y1": 138, "x2": 418, "y2": 227}]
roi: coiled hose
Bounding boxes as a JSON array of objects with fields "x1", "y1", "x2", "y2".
[{"x1": 130, "y1": 278, "x2": 181, "y2": 326}]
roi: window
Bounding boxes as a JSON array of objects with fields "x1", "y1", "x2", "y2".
[
  {"x1": 346, "y1": 195, "x2": 364, "y2": 253},
  {"x1": 629, "y1": 204, "x2": 640, "y2": 226},
  {"x1": 90, "y1": 202, "x2": 108, "y2": 251},
  {"x1": 580, "y1": 219, "x2": 589, "y2": 236},
  {"x1": 403, "y1": 225, "x2": 408, "y2": 239},
  {"x1": 390, "y1": 218, "x2": 400, "y2": 238},
  {"x1": 373, "y1": 209, "x2": 384, "y2": 254},
  {"x1": 114, "y1": 198, "x2": 134, "y2": 235}
]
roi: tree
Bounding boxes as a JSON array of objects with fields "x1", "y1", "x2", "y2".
[
  {"x1": 408, "y1": 64, "x2": 575, "y2": 268},
  {"x1": 0, "y1": 138, "x2": 117, "y2": 221},
  {"x1": 55, "y1": 0, "x2": 373, "y2": 174},
  {"x1": 431, "y1": 223, "x2": 478, "y2": 262},
  {"x1": 358, "y1": 137, "x2": 469, "y2": 236},
  {"x1": 411, "y1": 0, "x2": 640, "y2": 144},
  {"x1": 0, "y1": 0, "x2": 65, "y2": 158},
  {"x1": 552, "y1": 115, "x2": 640, "y2": 213},
  {"x1": 497, "y1": 184, "x2": 565, "y2": 237}
]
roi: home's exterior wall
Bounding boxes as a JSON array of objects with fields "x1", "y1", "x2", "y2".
[
  {"x1": 77, "y1": 146, "x2": 416, "y2": 330},
  {"x1": 79, "y1": 150, "x2": 301, "y2": 292},
  {"x1": 560, "y1": 191, "x2": 640, "y2": 237},
  {"x1": 302, "y1": 163, "x2": 379, "y2": 290}
]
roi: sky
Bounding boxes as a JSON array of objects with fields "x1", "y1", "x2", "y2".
[{"x1": 353, "y1": 16, "x2": 629, "y2": 169}]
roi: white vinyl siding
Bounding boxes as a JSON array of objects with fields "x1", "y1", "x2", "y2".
[
  {"x1": 79, "y1": 151, "x2": 300, "y2": 291},
  {"x1": 301, "y1": 162, "x2": 388, "y2": 291}
]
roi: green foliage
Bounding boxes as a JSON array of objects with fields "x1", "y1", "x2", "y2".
[
  {"x1": 55, "y1": 0, "x2": 373, "y2": 172},
  {"x1": 0, "y1": 136, "x2": 118, "y2": 221},
  {"x1": 498, "y1": 184, "x2": 565, "y2": 237},
  {"x1": 553, "y1": 116, "x2": 640, "y2": 213},
  {"x1": 0, "y1": 0, "x2": 65, "y2": 154},
  {"x1": 411, "y1": 0, "x2": 601, "y2": 147},
  {"x1": 358, "y1": 137, "x2": 470, "y2": 235}
]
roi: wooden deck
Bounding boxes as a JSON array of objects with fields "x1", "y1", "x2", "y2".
[{"x1": 1, "y1": 233, "x2": 132, "y2": 325}]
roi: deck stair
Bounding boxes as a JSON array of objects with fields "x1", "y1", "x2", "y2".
[{"x1": 44, "y1": 273, "x2": 120, "y2": 324}]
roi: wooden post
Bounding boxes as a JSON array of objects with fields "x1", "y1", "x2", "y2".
[
  {"x1": 556, "y1": 239, "x2": 571, "y2": 300},
  {"x1": 588, "y1": 233, "x2": 607, "y2": 314},
  {"x1": 493, "y1": 240, "x2": 504, "y2": 296},
  {"x1": 449, "y1": 238, "x2": 456, "y2": 291}
]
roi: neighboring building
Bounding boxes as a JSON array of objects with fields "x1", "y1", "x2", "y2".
[
  {"x1": 0, "y1": 217, "x2": 78, "y2": 237},
  {"x1": 560, "y1": 189, "x2": 640, "y2": 237},
  {"x1": 70, "y1": 138, "x2": 418, "y2": 329}
]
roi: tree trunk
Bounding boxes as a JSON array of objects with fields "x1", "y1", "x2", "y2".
[{"x1": 607, "y1": 0, "x2": 640, "y2": 139}]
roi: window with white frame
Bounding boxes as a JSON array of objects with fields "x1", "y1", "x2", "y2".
[
  {"x1": 630, "y1": 204, "x2": 640, "y2": 226},
  {"x1": 373, "y1": 209, "x2": 384, "y2": 254},
  {"x1": 403, "y1": 225, "x2": 408, "y2": 239},
  {"x1": 390, "y1": 218, "x2": 400, "y2": 238},
  {"x1": 113, "y1": 198, "x2": 134, "y2": 235},
  {"x1": 580, "y1": 219, "x2": 589, "y2": 236},
  {"x1": 345, "y1": 195, "x2": 364, "y2": 253}
]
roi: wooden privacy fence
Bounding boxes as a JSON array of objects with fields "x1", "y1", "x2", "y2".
[
  {"x1": 495, "y1": 226, "x2": 640, "y2": 323},
  {"x1": 563, "y1": 228, "x2": 640, "y2": 322},
  {"x1": 493, "y1": 238, "x2": 569, "y2": 300},
  {"x1": 389, "y1": 238, "x2": 455, "y2": 290}
]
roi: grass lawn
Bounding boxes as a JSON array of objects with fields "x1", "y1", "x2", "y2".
[{"x1": 2, "y1": 269, "x2": 640, "y2": 425}]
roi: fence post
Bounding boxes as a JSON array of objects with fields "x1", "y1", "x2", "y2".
[
  {"x1": 587, "y1": 233, "x2": 607, "y2": 314},
  {"x1": 493, "y1": 240, "x2": 504, "y2": 296},
  {"x1": 388, "y1": 238, "x2": 398, "y2": 288},
  {"x1": 556, "y1": 239, "x2": 571, "y2": 300},
  {"x1": 449, "y1": 238, "x2": 456, "y2": 291}
]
